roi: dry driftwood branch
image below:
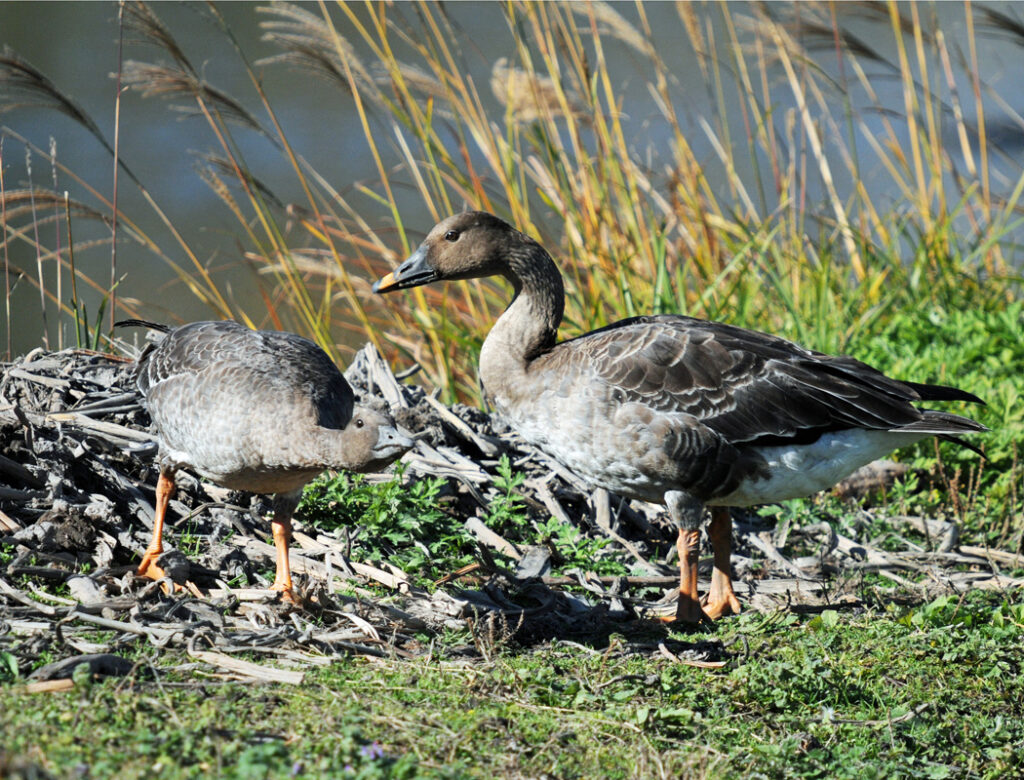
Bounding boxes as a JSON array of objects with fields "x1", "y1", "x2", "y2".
[
  {"x1": 748, "y1": 531, "x2": 817, "y2": 580},
  {"x1": 422, "y1": 393, "x2": 502, "y2": 457},
  {"x1": 0, "y1": 577, "x2": 59, "y2": 615},
  {"x1": 187, "y1": 648, "x2": 304, "y2": 685},
  {"x1": 658, "y1": 642, "x2": 727, "y2": 668},
  {"x1": 958, "y1": 546, "x2": 1024, "y2": 569},
  {"x1": 464, "y1": 516, "x2": 522, "y2": 560}
]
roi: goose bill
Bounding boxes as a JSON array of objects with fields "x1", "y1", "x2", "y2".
[
  {"x1": 373, "y1": 427, "x2": 415, "y2": 460},
  {"x1": 373, "y1": 246, "x2": 437, "y2": 293}
]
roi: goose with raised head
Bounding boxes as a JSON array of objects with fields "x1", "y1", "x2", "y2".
[
  {"x1": 118, "y1": 320, "x2": 413, "y2": 602},
  {"x1": 373, "y1": 211, "x2": 987, "y2": 623}
]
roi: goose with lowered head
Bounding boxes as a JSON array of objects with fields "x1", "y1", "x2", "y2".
[
  {"x1": 373, "y1": 212, "x2": 986, "y2": 623},
  {"x1": 119, "y1": 319, "x2": 413, "y2": 602}
]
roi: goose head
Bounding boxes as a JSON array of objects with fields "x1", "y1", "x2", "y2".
[
  {"x1": 373, "y1": 211, "x2": 527, "y2": 292},
  {"x1": 343, "y1": 405, "x2": 414, "y2": 472}
]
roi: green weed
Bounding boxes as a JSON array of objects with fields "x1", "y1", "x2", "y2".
[
  {"x1": 0, "y1": 651, "x2": 17, "y2": 683},
  {"x1": 484, "y1": 455, "x2": 529, "y2": 535},
  {"x1": 299, "y1": 456, "x2": 641, "y2": 583},
  {"x1": 534, "y1": 515, "x2": 627, "y2": 577},
  {"x1": 178, "y1": 518, "x2": 203, "y2": 559},
  {"x1": 298, "y1": 465, "x2": 474, "y2": 583}
]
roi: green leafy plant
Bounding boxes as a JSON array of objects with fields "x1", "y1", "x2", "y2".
[
  {"x1": 299, "y1": 466, "x2": 473, "y2": 583},
  {"x1": 898, "y1": 592, "x2": 1024, "y2": 634},
  {"x1": 0, "y1": 651, "x2": 18, "y2": 683},
  {"x1": 484, "y1": 455, "x2": 528, "y2": 535},
  {"x1": 534, "y1": 515, "x2": 627, "y2": 577}
]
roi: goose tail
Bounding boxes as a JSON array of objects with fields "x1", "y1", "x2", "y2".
[{"x1": 895, "y1": 410, "x2": 988, "y2": 458}]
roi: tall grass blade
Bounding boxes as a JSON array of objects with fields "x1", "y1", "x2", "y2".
[
  {"x1": 0, "y1": 137, "x2": 9, "y2": 361},
  {"x1": 64, "y1": 191, "x2": 81, "y2": 348},
  {"x1": 110, "y1": 0, "x2": 126, "y2": 333},
  {"x1": 24, "y1": 147, "x2": 47, "y2": 350}
]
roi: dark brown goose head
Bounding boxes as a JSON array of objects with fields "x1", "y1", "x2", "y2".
[
  {"x1": 373, "y1": 211, "x2": 565, "y2": 363},
  {"x1": 373, "y1": 211, "x2": 549, "y2": 293}
]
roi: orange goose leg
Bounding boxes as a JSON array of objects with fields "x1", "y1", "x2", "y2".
[
  {"x1": 673, "y1": 527, "x2": 708, "y2": 623},
  {"x1": 663, "y1": 492, "x2": 710, "y2": 624},
  {"x1": 137, "y1": 470, "x2": 175, "y2": 582},
  {"x1": 702, "y1": 507, "x2": 742, "y2": 619},
  {"x1": 270, "y1": 496, "x2": 300, "y2": 605}
]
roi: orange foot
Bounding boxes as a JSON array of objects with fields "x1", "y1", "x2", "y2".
[
  {"x1": 701, "y1": 569, "x2": 742, "y2": 620},
  {"x1": 136, "y1": 556, "x2": 182, "y2": 593},
  {"x1": 269, "y1": 580, "x2": 301, "y2": 606},
  {"x1": 137, "y1": 549, "x2": 170, "y2": 581},
  {"x1": 136, "y1": 550, "x2": 188, "y2": 595},
  {"x1": 673, "y1": 594, "x2": 712, "y2": 625},
  {"x1": 702, "y1": 590, "x2": 742, "y2": 620},
  {"x1": 654, "y1": 593, "x2": 711, "y2": 625},
  {"x1": 663, "y1": 527, "x2": 711, "y2": 625},
  {"x1": 270, "y1": 586, "x2": 301, "y2": 606}
]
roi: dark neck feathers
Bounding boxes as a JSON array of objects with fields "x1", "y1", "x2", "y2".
[{"x1": 498, "y1": 236, "x2": 564, "y2": 361}]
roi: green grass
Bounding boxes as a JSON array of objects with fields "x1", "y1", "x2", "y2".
[
  {"x1": 8, "y1": 432, "x2": 1019, "y2": 780},
  {"x1": 3, "y1": 590, "x2": 1022, "y2": 779},
  {"x1": 846, "y1": 300, "x2": 1024, "y2": 547}
]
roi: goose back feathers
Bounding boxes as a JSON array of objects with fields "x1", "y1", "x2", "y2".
[{"x1": 128, "y1": 320, "x2": 410, "y2": 493}]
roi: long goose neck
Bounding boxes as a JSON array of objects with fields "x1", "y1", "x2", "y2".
[
  {"x1": 503, "y1": 243, "x2": 565, "y2": 360},
  {"x1": 481, "y1": 240, "x2": 564, "y2": 380}
]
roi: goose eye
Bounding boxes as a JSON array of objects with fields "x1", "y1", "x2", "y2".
[
  {"x1": 355, "y1": 418, "x2": 364, "y2": 429},
  {"x1": 443, "y1": 229, "x2": 459, "y2": 242}
]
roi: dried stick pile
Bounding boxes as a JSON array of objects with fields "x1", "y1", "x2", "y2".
[{"x1": 1, "y1": 343, "x2": 1020, "y2": 684}]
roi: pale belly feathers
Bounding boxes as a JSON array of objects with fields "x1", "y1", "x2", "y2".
[
  {"x1": 160, "y1": 441, "x2": 323, "y2": 495},
  {"x1": 497, "y1": 389, "x2": 690, "y2": 504}
]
